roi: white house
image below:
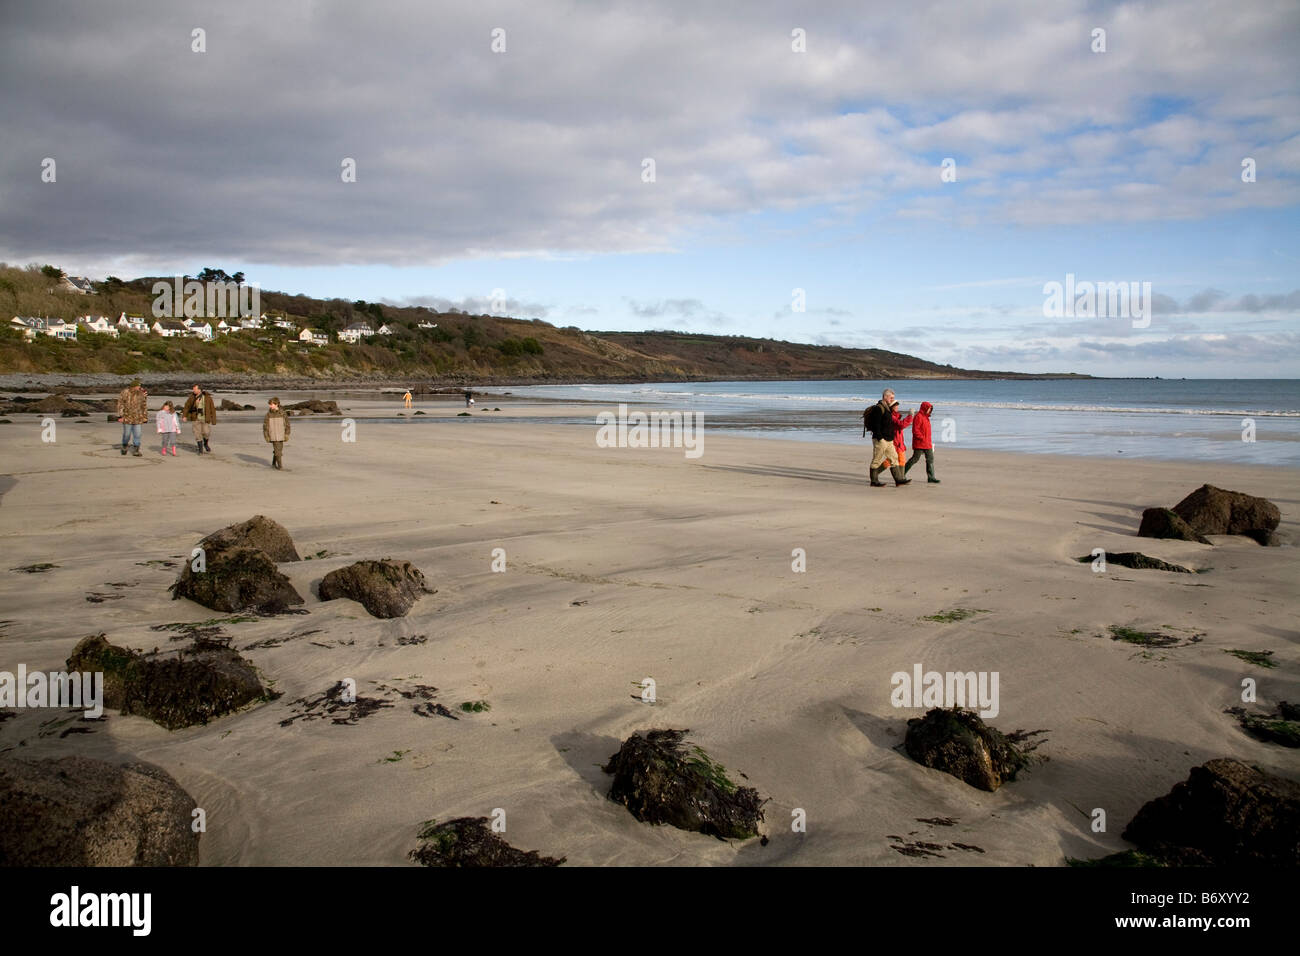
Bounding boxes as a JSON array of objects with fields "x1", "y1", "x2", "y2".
[
  {"x1": 60, "y1": 276, "x2": 96, "y2": 294},
  {"x1": 417, "y1": 320, "x2": 439, "y2": 329},
  {"x1": 183, "y1": 319, "x2": 213, "y2": 341},
  {"x1": 12, "y1": 316, "x2": 77, "y2": 340},
  {"x1": 338, "y1": 322, "x2": 374, "y2": 344},
  {"x1": 152, "y1": 320, "x2": 186, "y2": 337},
  {"x1": 10, "y1": 316, "x2": 40, "y2": 340},
  {"x1": 117, "y1": 313, "x2": 149, "y2": 334},
  {"x1": 45, "y1": 318, "x2": 77, "y2": 340},
  {"x1": 239, "y1": 316, "x2": 264, "y2": 331},
  {"x1": 272, "y1": 316, "x2": 296, "y2": 331},
  {"x1": 376, "y1": 323, "x2": 395, "y2": 335},
  {"x1": 77, "y1": 315, "x2": 118, "y2": 337},
  {"x1": 299, "y1": 327, "x2": 329, "y2": 346}
]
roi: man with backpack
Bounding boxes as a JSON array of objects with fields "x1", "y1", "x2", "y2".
[{"x1": 862, "y1": 388, "x2": 911, "y2": 487}]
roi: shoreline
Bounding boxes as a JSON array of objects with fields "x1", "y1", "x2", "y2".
[
  {"x1": 4, "y1": 390, "x2": 1297, "y2": 469},
  {"x1": 5, "y1": 393, "x2": 1300, "y2": 470},
  {"x1": 0, "y1": 371, "x2": 1119, "y2": 393}
]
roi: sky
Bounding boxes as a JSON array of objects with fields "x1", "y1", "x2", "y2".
[{"x1": 1, "y1": 0, "x2": 1297, "y2": 377}]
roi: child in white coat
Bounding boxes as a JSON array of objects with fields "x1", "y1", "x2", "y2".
[{"x1": 157, "y1": 401, "x2": 181, "y2": 456}]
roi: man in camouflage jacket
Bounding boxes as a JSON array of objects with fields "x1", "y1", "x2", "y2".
[{"x1": 115, "y1": 378, "x2": 149, "y2": 457}]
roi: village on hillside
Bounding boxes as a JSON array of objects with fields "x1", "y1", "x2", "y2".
[{"x1": 12, "y1": 301, "x2": 416, "y2": 350}]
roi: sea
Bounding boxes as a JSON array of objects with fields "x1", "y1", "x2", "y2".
[{"x1": 502, "y1": 379, "x2": 1300, "y2": 466}]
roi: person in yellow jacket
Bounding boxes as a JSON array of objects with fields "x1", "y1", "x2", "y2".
[
  {"x1": 262, "y1": 397, "x2": 291, "y2": 470},
  {"x1": 403, "y1": 389, "x2": 413, "y2": 409}
]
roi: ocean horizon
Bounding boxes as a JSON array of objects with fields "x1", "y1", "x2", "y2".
[{"x1": 502, "y1": 379, "x2": 1300, "y2": 466}]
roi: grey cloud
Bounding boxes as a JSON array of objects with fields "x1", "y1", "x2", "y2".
[
  {"x1": 626, "y1": 298, "x2": 704, "y2": 319},
  {"x1": 0, "y1": 0, "x2": 1296, "y2": 271},
  {"x1": 1158, "y1": 288, "x2": 1300, "y2": 314},
  {"x1": 1184, "y1": 288, "x2": 1229, "y2": 312},
  {"x1": 1073, "y1": 332, "x2": 1300, "y2": 360},
  {"x1": 398, "y1": 294, "x2": 549, "y2": 317}
]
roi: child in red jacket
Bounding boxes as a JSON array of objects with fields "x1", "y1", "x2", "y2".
[
  {"x1": 904, "y1": 401, "x2": 940, "y2": 483},
  {"x1": 890, "y1": 402, "x2": 913, "y2": 476}
]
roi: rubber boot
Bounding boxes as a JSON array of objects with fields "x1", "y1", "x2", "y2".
[
  {"x1": 196, "y1": 441, "x2": 204, "y2": 455},
  {"x1": 203, "y1": 438, "x2": 211, "y2": 452},
  {"x1": 891, "y1": 466, "x2": 911, "y2": 486},
  {"x1": 869, "y1": 467, "x2": 886, "y2": 487},
  {"x1": 132, "y1": 446, "x2": 142, "y2": 457},
  {"x1": 120, "y1": 443, "x2": 128, "y2": 456}
]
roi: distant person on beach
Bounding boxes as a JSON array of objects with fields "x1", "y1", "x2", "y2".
[
  {"x1": 863, "y1": 388, "x2": 910, "y2": 486},
  {"x1": 115, "y1": 378, "x2": 148, "y2": 457},
  {"x1": 262, "y1": 397, "x2": 290, "y2": 470},
  {"x1": 403, "y1": 390, "x2": 413, "y2": 409},
  {"x1": 182, "y1": 384, "x2": 217, "y2": 455},
  {"x1": 156, "y1": 401, "x2": 181, "y2": 457},
  {"x1": 904, "y1": 401, "x2": 940, "y2": 483},
  {"x1": 464, "y1": 391, "x2": 473, "y2": 407}
]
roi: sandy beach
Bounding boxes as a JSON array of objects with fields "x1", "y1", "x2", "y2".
[{"x1": 1, "y1": 400, "x2": 1296, "y2": 866}]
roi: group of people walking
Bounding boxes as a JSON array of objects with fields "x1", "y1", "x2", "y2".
[
  {"x1": 863, "y1": 388, "x2": 940, "y2": 487},
  {"x1": 115, "y1": 379, "x2": 290, "y2": 469}
]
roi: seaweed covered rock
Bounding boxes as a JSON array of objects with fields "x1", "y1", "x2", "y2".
[
  {"x1": 603, "y1": 729, "x2": 765, "y2": 840},
  {"x1": 218, "y1": 399, "x2": 254, "y2": 411},
  {"x1": 1170, "y1": 484, "x2": 1281, "y2": 546},
  {"x1": 286, "y1": 399, "x2": 341, "y2": 415},
  {"x1": 1076, "y1": 551, "x2": 1194, "y2": 572},
  {"x1": 1225, "y1": 702, "x2": 1300, "y2": 748},
  {"x1": 318, "y1": 559, "x2": 431, "y2": 619},
  {"x1": 903, "y1": 707, "x2": 1027, "y2": 792},
  {"x1": 171, "y1": 545, "x2": 304, "y2": 614},
  {"x1": 1137, "y1": 508, "x2": 1211, "y2": 545},
  {"x1": 408, "y1": 817, "x2": 564, "y2": 867},
  {"x1": 1120, "y1": 758, "x2": 1300, "y2": 865},
  {"x1": 27, "y1": 394, "x2": 95, "y2": 415},
  {"x1": 67, "y1": 633, "x2": 271, "y2": 730},
  {"x1": 198, "y1": 515, "x2": 300, "y2": 563},
  {"x1": 0, "y1": 755, "x2": 200, "y2": 866}
]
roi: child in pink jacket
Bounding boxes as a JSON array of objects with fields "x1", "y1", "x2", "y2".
[{"x1": 157, "y1": 401, "x2": 181, "y2": 456}]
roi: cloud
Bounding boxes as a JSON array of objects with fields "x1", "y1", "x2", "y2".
[
  {"x1": 397, "y1": 294, "x2": 549, "y2": 317},
  {"x1": 625, "y1": 298, "x2": 704, "y2": 319},
  {"x1": 1162, "y1": 288, "x2": 1300, "y2": 314},
  {"x1": 951, "y1": 332, "x2": 1300, "y2": 368},
  {"x1": 0, "y1": 0, "x2": 1296, "y2": 272}
]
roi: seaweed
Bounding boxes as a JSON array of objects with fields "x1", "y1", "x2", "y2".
[{"x1": 921, "y1": 608, "x2": 988, "y2": 623}]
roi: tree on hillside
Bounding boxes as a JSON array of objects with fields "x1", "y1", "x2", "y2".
[{"x1": 40, "y1": 264, "x2": 63, "y2": 280}]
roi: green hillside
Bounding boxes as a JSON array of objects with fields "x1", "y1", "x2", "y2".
[{"x1": 0, "y1": 264, "x2": 1087, "y2": 382}]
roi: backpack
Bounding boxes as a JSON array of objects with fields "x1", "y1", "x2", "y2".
[{"x1": 862, "y1": 404, "x2": 882, "y2": 438}]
